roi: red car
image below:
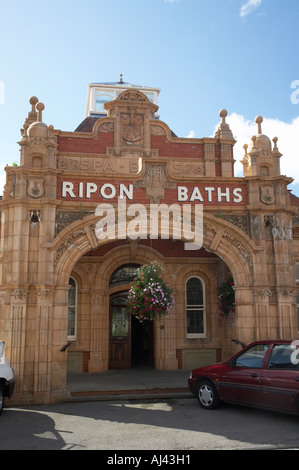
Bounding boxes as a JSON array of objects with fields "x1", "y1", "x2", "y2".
[{"x1": 188, "y1": 340, "x2": 299, "y2": 414}]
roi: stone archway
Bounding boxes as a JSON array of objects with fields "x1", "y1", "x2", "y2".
[{"x1": 50, "y1": 211, "x2": 261, "y2": 366}]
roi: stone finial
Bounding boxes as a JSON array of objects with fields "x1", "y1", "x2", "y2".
[
  {"x1": 36, "y1": 102, "x2": 45, "y2": 122},
  {"x1": 219, "y1": 108, "x2": 228, "y2": 123},
  {"x1": 255, "y1": 115, "x2": 263, "y2": 134},
  {"x1": 251, "y1": 135, "x2": 257, "y2": 149},
  {"x1": 243, "y1": 143, "x2": 248, "y2": 155},
  {"x1": 214, "y1": 108, "x2": 234, "y2": 140},
  {"x1": 23, "y1": 96, "x2": 39, "y2": 127},
  {"x1": 30, "y1": 96, "x2": 39, "y2": 112}
]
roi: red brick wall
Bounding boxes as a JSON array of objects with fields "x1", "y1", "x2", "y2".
[
  {"x1": 151, "y1": 135, "x2": 204, "y2": 159},
  {"x1": 58, "y1": 133, "x2": 114, "y2": 154}
]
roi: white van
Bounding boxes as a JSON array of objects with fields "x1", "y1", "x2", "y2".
[{"x1": 0, "y1": 341, "x2": 15, "y2": 413}]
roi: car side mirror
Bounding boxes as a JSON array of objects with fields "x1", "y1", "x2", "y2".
[{"x1": 228, "y1": 359, "x2": 236, "y2": 368}]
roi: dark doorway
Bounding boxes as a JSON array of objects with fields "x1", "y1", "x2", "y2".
[
  {"x1": 131, "y1": 316, "x2": 154, "y2": 368},
  {"x1": 109, "y1": 292, "x2": 154, "y2": 369}
]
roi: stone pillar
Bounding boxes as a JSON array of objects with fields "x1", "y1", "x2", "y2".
[
  {"x1": 88, "y1": 290, "x2": 109, "y2": 372},
  {"x1": 271, "y1": 212, "x2": 297, "y2": 338},
  {"x1": 234, "y1": 286, "x2": 256, "y2": 344},
  {"x1": 277, "y1": 288, "x2": 298, "y2": 338},
  {"x1": 156, "y1": 314, "x2": 178, "y2": 370},
  {"x1": 253, "y1": 288, "x2": 274, "y2": 339},
  {"x1": 50, "y1": 286, "x2": 70, "y2": 403},
  {"x1": 9, "y1": 287, "x2": 29, "y2": 402},
  {"x1": 33, "y1": 287, "x2": 54, "y2": 403}
]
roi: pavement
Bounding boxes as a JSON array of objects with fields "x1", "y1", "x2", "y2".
[{"x1": 66, "y1": 368, "x2": 192, "y2": 402}]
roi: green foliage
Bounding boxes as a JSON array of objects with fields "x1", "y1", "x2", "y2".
[
  {"x1": 218, "y1": 277, "x2": 235, "y2": 318},
  {"x1": 127, "y1": 263, "x2": 175, "y2": 322}
]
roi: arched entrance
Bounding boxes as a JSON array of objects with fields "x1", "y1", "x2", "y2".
[
  {"x1": 108, "y1": 264, "x2": 154, "y2": 369},
  {"x1": 50, "y1": 211, "x2": 265, "y2": 397},
  {"x1": 109, "y1": 291, "x2": 154, "y2": 369}
]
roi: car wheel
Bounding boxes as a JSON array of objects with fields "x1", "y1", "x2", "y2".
[
  {"x1": 0, "y1": 386, "x2": 4, "y2": 414},
  {"x1": 197, "y1": 379, "x2": 221, "y2": 410}
]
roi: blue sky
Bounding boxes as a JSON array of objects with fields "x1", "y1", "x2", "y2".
[{"x1": 0, "y1": 0, "x2": 298, "y2": 195}]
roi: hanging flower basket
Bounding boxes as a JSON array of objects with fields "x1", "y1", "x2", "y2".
[
  {"x1": 218, "y1": 277, "x2": 235, "y2": 318},
  {"x1": 127, "y1": 263, "x2": 175, "y2": 322}
]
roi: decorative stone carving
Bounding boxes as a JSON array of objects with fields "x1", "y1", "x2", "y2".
[
  {"x1": 277, "y1": 288, "x2": 297, "y2": 302},
  {"x1": 168, "y1": 161, "x2": 204, "y2": 178},
  {"x1": 135, "y1": 164, "x2": 176, "y2": 203},
  {"x1": 150, "y1": 124, "x2": 166, "y2": 136},
  {"x1": 121, "y1": 111, "x2": 143, "y2": 144},
  {"x1": 221, "y1": 215, "x2": 249, "y2": 235},
  {"x1": 119, "y1": 91, "x2": 147, "y2": 103},
  {"x1": 260, "y1": 186, "x2": 275, "y2": 205},
  {"x1": 56, "y1": 211, "x2": 93, "y2": 235},
  {"x1": 98, "y1": 122, "x2": 114, "y2": 133},
  {"x1": 36, "y1": 288, "x2": 54, "y2": 303},
  {"x1": 54, "y1": 228, "x2": 86, "y2": 268},
  {"x1": 10, "y1": 288, "x2": 29, "y2": 303},
  {"x1": 254, "y1": 288, "x2": 275, "y2": 301},
  {"x1": 0, "y1": 291, "x2": 9, "y2": 305},
  {"x1": 57, "y1": 155, "x2": 142, "y2": 174},
  {"x1": 27, "y1": 177, "x2": 45, "y2": 198}
]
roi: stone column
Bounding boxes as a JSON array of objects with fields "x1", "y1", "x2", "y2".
[
  {"x1": 9, "y1": 287, "x2": 29, "y2": 402},
  {"x1": 34, "y1": 287, "x2": 54, "y2": 403},
  {"x1": 277, "y1": 288, "x2": 298, "y2": 338},
  {"x1": 89, "y1": 290, "x2": 109, "y2": 372},
  {"x1": 156, "y1": 314, "x2": 178, "y2": 370},
  {"x1": 272, "y1": 213, "x2": 298, "y2": 338},
  {"x1": 50, "y1": 286, "x2": 70, "y2": 403},
  {"x1": 234, "y1": 286, "x2": 256, "y2": 345},
  {"x1": 253, "y1": 288, "x2": 274, "y2": 339}
]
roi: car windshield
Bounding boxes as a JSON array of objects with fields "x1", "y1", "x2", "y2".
[{"x1": 235, "y1": 344, "x2": 269, "y2": 368}]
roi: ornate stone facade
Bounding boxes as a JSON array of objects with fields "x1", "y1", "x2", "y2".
[{"x1": 0, "y1": 83, "x2": 298, "y2": 406}]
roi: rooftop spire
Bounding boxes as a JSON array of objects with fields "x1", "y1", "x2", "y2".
[{"x1": 255, "y1": 115, "x2": 263, "y2": 134}]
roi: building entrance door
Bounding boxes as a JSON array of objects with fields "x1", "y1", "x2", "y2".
[
  {"x1": 109, "y1": 294, "x2": 130, "y2": 369},
  {"x1": 109, "y1": 293, "x2": 154, "y2": 369}
]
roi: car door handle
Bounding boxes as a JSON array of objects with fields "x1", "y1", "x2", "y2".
[
  {"x1": 251, "y1": 373, "x2": 258, "y2": 378},
  {"x1": 294, "y1": 377, "x2": 299, "y2": 382}
]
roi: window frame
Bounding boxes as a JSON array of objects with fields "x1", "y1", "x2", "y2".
[
  {"x1": 67, "y1": 277, "x2": 78, "y2": 341},
  {"x1": 185, "y1": 276, "x2": 206, "y2": 338}
]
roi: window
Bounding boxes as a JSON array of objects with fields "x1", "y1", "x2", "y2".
[
  {"x1": 95, "y1": 92, "x2": 114, "y2": 112},
  {"x1": 186, "y1": 277, "x2": 205, "y2": 337},
  {"x1": 268, "y1": 344, "x2": 299, "y2": 370},
  {"x1": 235, "y1": 344, "x2": 269, "y2": 368},
  {"x1": 68, "y1": 277, "x2": 77, "y2": 340},
  {"x1": 109, "y1": 264, "x2": 140, "y2": 288}
]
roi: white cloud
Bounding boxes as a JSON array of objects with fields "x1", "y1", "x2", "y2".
[
  {"x1": 224, "y1": 112, "x2": 299, "y2": 194},
  {"x1": 240, "y1": 0, "x2": 262, "y2": 18},
  {"x1": 186, "y1": 130, "x2": 195, "y2": 138}
]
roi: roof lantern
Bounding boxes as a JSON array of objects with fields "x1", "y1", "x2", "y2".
[{"x1": 85, "y1": 74, "x2": 160, "y2": 118}]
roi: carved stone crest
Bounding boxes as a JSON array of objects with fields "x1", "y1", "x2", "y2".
[
  {"x1": 121, "y1": 111, "x2": 143, "y2": 143},
  {"x1": 260, "y1": 185, "x2": 275, "y2": 205},
  {"x1": 27, "y1": 177, "x2": 45, "y2": 198},
  {"x1": 135, "y1": 164, "x2": 176, "y2": 203}
]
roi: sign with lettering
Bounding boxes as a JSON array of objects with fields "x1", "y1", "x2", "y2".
[{"x1": 57, "y1": 178, "x2": 247, "y2": 205}]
